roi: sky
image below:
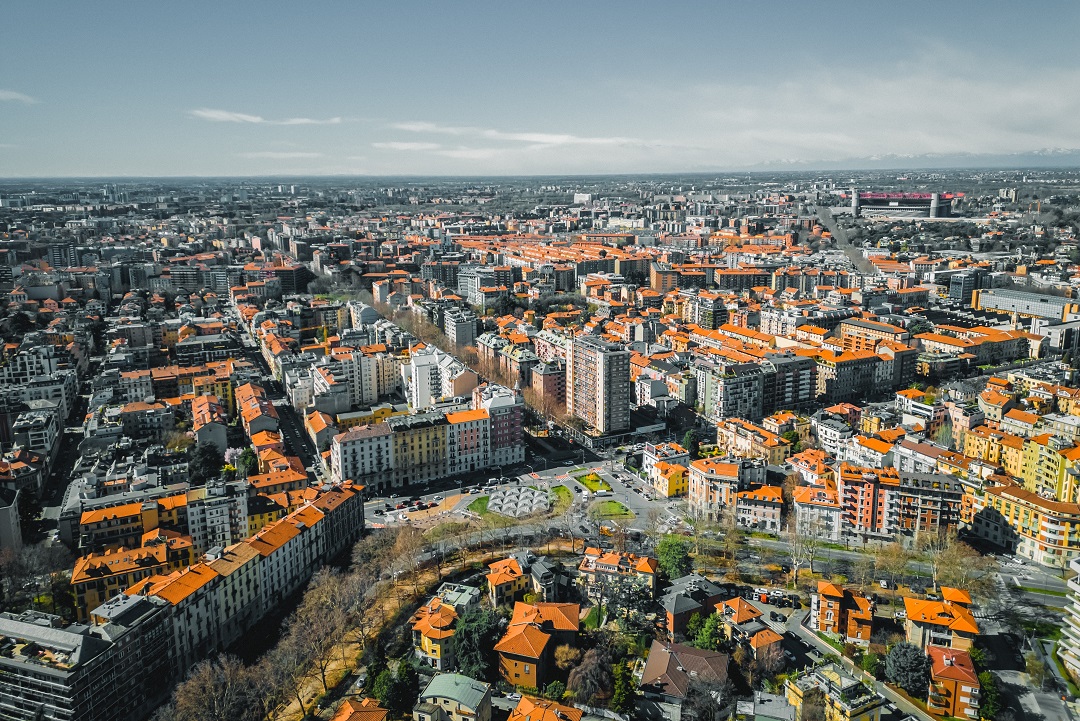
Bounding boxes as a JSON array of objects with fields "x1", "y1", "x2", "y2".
[{"x1": 2, "y1": 1, "x2": 1080, "y2": 177}]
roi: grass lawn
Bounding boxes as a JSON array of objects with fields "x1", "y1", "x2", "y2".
[
  {"x1": 425, "y1": 521, "x2": 472, "y2": 541},
  {"x1": 583, "y1": 606, "x2": 601, "y2": 629},
  {"x1": 1052, "y1": 642, "x2": 1080, "y2": 697},
  {"x1": 592, "y1": 500, "x2": 634, "y2": 519},
  {"x1": 575, "y1": 473, "x2": 611, "y2": 493},
  {"x1": 1019, "y1": 586, "x2": 1068, "y2": 598},
  {"x1": 551, "y1": 485, "x2": 573, "y2": 514},
  {"x1": 467, "y1": 496, "x2": 490, "y2": 516}
]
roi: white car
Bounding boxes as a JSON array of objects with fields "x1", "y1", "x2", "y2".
[
  {"x1": 398, "y1": 513, "x2": 408, "y2": 521},
  {"x1": 433, "y1": 495, "x2": 444, "y2": 502}
]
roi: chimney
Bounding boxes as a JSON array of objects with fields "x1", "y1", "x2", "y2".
[{"x1": 944, "y1": 655, "x2": 953, "y2": 666}]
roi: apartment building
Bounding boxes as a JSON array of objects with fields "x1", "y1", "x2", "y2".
[
  {"x1": 446, "y1": 408, "x2": 490, "y2": 476},
  {"x1": 926, "y1": 646, "x2": 980, "y2": 720},
  {"x1": 716, "y1": 418, "x2": 792, "y2": 465},
  {"x1": 330, "y1": 423, "x2": 394, "y2": 487},
  {"x1": 567, "y1": 335, "x2": 631, "y2": 434},
  {"x1": 968, "y1": 484, "x2": 1080, "y2": 567}
]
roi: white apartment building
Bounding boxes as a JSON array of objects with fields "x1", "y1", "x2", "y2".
[{"x1": 330, "y1": 423, "x2": 395, "y2": 484}]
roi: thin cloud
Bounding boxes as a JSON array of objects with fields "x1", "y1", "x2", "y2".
[
  {"x1": 237, "y1": 151, "x2": 323, "y2": 159},
  {"x1": 0, "y1": 90, "x2": 38, "y2": 104},
  {"x1": 393, "y1": 120, "x2": 639, "y2": 147},
  {"x1": 372, "y1": 141, "x2": 442, "y2": 151},
  {"x1": 190, "y1": 108, "x2": 342, "y2": 125}
]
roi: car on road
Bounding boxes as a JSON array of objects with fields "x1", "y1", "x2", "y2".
[
  {"x1": 396, "y1": 503, "x2": 407, "y2": 509},
  {"x1": 409, "y1": 496, "x2": 421, "y2": 502},
  {"x1": 433, "y1": 495, "x2": 444, "y2": 502},
  {"x1": 770, "y1": 611, "x2": 785, "y2": 622},
  {"x1": 784, "y1": 649, "x2": 796, "y2": 662},
  {"x1": 398, "y1": 513, "x2": 408, "y2": 521},
  {"x1": 506, "y1": 693, "x2": 521, "y2": 701},
  {"x1": 384, "y1": 504, "x2": 393, "y2": 511}
]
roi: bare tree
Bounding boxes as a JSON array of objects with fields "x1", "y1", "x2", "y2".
[
  {"x1": 290, "y1": 568, "x2": 346, "y2": 693},
  {"x1": 168, "y1": 655, "x2": 260, "y2": 721},
  {"x1": 874, "y1": 542, "x2": 911, "y2": 588},
  {"x1": 263, "y1": 632, "x2": 312, "y2": 718},
  {"x1": 783, "y1": 520, "x2": 809, "y2": 588}
]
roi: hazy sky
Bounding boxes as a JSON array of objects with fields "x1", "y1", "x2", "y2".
[{"x1": 2, "y1": 1, "x2": 1079, "y2": 177}]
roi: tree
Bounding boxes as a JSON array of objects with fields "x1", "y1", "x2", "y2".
[
  {"x1": 685, "y1": 612, "x2": 704, "y2": 641},
  {"x1": 187, "y1": 442, "x2": 224, "y2": 486},
  {"x1": 683, "y1": 430, "x2": 699, "y2": 459},
  {"x1": 455, "y1": 607, "x2": 504, "y2": 683},
  {"x1": 860, "y1": 652, "x2": 883, "y2": 677},
  {"x1": 799, "y1": 686, "x2": 826, "y2": 721},
  {"x1": 682, "y1": 678, "x2": 733, "y2": 721},
  {"x1": 1025, "y1": 652, "x2": 1048, "y2": 689},
  {"x1": 885, "y1": 642, "x2": 931, "y2": 699},
  {"x1": 567, "y1": 648, "x2": 613, "y2": 704},
  {"x1": 164, "y1": 655, "x2": 260, "y2": 721},
  {"x1": 692, "y1": 613, "x2": 723, "y2": 651},
  {"x1": 235, "y1": 447, "x2": 258, "y2": 478},
  {"x1": 755, "y1": 642, "x2": 785, "y2": 682},
  {"x1": 610, "y1": 661, "x2": 636, "y2": 713},
  {"x1": 656, "y1": 535, "x2": 692, "y2": 580},
  {"x1": 289, "y1": 568, "x2": 346, "y2": 692},
  {"x1": 875, "y1": 542, "x2": 911, "y2": 588},
  {"x1": 543, "y1": 680, "x2": 566, "y2": 701},
  {"x1": 555, "y1": 644, "x2": 582, "y2": 671},
  {"x1": 978, "y1": 671, "x2": 1001, "y2": 719},
  {"x1": 781, "y1": 430, "x2": 803, "y2": 454},
  {"x1": 783, "y1": 520, "x2": 810, "y2": 587}
]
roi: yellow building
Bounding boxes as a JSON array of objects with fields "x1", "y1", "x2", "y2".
[
  {"x1": 652, "y1": 462, "x2": 688, "y2": 497},
  {"x1": 785, "y1": 663, "x2": 884, "y2": 721},
  {"x1": 486, "y1": 557, "x2": 529, "y2": 607},
  {"x1": 193, "y1": 374, "x2": 235, "y2": 416},
  {"x1": 1019, "y1": 434, "x2": 1080, "y2": 502},
  {"x1": 411, "y1": 597, "x2": 459, "y2": 670},
  {"x1": 386, "y1": 412, "x2": 449, "y2": 487},
  {"x1": 970, "y1": 484, "x2": 1080, "y2": 568},
  {"x1": 336, "y1": 402, "x2": 408, "y2": 430}
]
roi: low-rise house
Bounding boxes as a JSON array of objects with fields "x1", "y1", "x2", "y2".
[
  {"x1": 494, "y1": 601, "x2": 579, "y2": 690},
  {"x1": 578, "y1": 547, "x2": 658, "y2": 598},
  {"x1": 411, "y1": 596, "x2": 459, "y2": 670},
  {"x1": 413, "y1": 673, "x2": 492, "y2": 721},
  {"x1": 506, "y1": 696, "x2": 582, "y2": 721},
  {"x1": 486, "y1": 557, "x2": 528, "y2": 607},
  {"x1": 785, "y1": 663, "x2": 885, "y2": 721},
  {"x1": 332, "y1": 698, "x2": 389, "y2": 721},
  {"x1": 811, "y1": 582, "x2": 875, "y2": 646},
  {"x1": 903, "y1": 587, "x2": 979, "y2": 651},
  {"x1": 638, "y1": 640, "x2": 730, "y2": 721},
  {"x1": 660, "y1": 573, "x2": 726, "y2": 640},
  {"x1": 926, "y1": 645, "x2": 980, "y2": 719}
]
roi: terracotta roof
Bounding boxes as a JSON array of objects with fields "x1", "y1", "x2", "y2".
[
  {"x1": 507, "y1": 697, "x2": 583, "y2": 721},
  {"x1": 903, "y1": 597, "x2": 979, "y2": 635}
]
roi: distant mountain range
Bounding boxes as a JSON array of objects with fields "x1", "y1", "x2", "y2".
[{"x1": 743, "y1": 148, "x2": 1080, "y2": 171}]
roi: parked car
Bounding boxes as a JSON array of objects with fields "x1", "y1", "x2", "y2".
[
  {"x1": 879, "y1": 579, "x2": 892, "y2": 589},
  {"x1": 433, "y1": 495, "x2": 444, "y2": 502},
  {"x1": 894, "y1": 610, "x2": 906, "y2": 619}
]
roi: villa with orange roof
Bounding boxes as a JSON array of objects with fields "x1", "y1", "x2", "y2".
[
  {"x1": 903, "y1": 587, "x2": 979, "y2": 651},
  {"x1": 811, "y1": 582, "x2": 875, "y2": 646},
  {"x1": 578, "y1": 548, "x2": 658, "y2": 598},
  {"x1": 411, "y1": 596, "x2": 460, "y2": 670},
  {"x1": 506, "y1": 696, "x2": 582, "y2": 721},
  {"x1": 486, "y1": 557, "x2": 528, "y2": 607},
  {"x1": 494, "y1": 601, "x2": 579, "y2": 689},
  {"x1": 330, "y1": 698, "x2": 389, "y2": 721},
  {"x1": 926, "y1": 645, "x2": 980, "y2": 719}
]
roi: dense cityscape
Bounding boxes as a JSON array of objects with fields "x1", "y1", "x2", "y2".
[{"x1": 0, "y1": 170, "x2": 1078, "y2": 721}]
